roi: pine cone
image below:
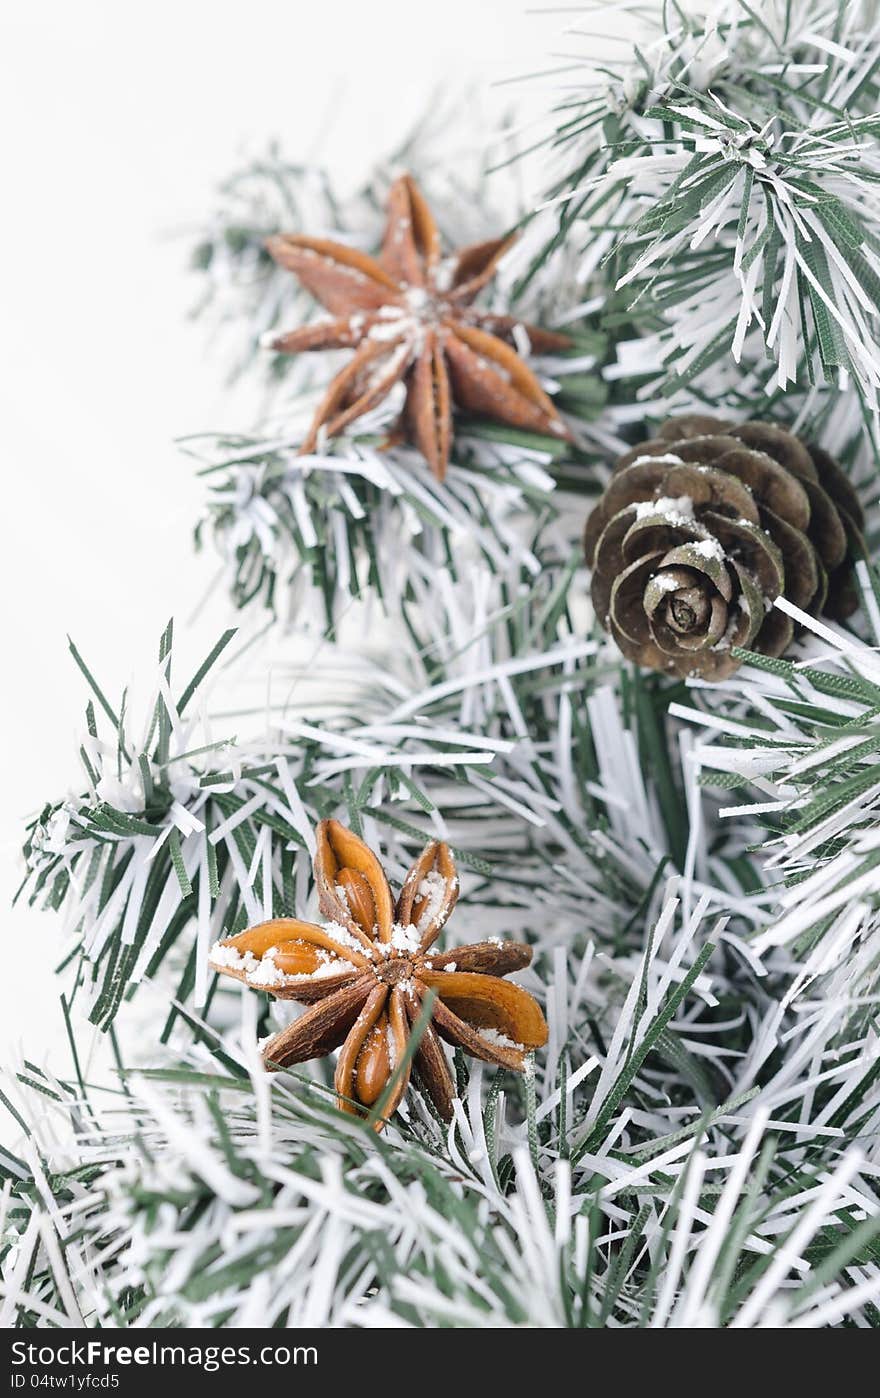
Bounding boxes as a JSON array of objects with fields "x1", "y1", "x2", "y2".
[{"x1": 583, "y1": 415, "x2": 864, "y2": 681}]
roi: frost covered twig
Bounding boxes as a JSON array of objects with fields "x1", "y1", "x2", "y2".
[{"x1": 516, "y1": 1, "x2": 880, "y2": 434}]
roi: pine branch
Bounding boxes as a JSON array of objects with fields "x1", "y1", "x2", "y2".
[
  {"x1": 673, "y1": 568, "x2": 880, "y2": 985},
  {"x1": 4, "y1": 921, "x2": 879, "y2": 1329},
  {"x1": 515, "y1": 0, "x2": 880, "y2": 429},
  {"x1": 21, "y1": 610, "x2": 707, "y2": 1031},
  {"x1": 187, "y1": 404, "x2": 601, "y2": 628}
]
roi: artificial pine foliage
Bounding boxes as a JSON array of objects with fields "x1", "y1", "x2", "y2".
[
  {"x1": 517, "y1": 0, "x2": 880, "y2": 411},
  {"x1": 6, "y1": 1, "x2": 880, "y2": 1331}
]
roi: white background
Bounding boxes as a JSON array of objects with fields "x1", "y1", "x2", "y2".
[{"x1": 0, "y1": 1, "x2": 619, "y2": 1082}]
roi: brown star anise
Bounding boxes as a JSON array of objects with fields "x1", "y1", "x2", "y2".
[
  {"x1": 209, "y1": 819, "x2": 548, "y2": 1131},
  {"x1": 263, "y1": 173, "x2": 572, "y2": 479}
]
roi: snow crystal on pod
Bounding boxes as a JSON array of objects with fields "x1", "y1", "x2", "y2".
[
  {"x1": 648, "y1": 573, "x2": 683, "y2": 595},
  {"x1": 415, "y1": 868, "x2": 452, "y2": 933},
  {"x1": 691, "y1": 537, "x2": 725, "y2": 561},
  {"x1": 628, "y1": 452, "x2": 684, "y2": 469},
  {"x1": 247, "y1": 950, "x2": 288, "y2": 988},
  {"x1": 386, "y1": 1023, "x2": 399, "y2": 1065},
  {"x1": 389, "y1": 922, "x2": 421, "y2": 953},
  {"x1": 478, "y1": 1027, "x2": 524, "y2": 1052},
  {"x1": 322, "y1": 920, "x2": 370, "y2": 954},
  {"x1": 433, "y1": 256, "x2": 457, "y2": 292},
  {"x1": 368, "y1": 315, "x2": 412, "y2": 343},
  {"x1": 711, "y1": 605, "x2": 743, "y2": 653},
  {"x1": 209, "y1": 937, "x2": 355, "y2": 987},
  {"x1": 294, "y1": 956, "x2": 357, "y2": 981},
  {"x1": 209, "y1": 941, "x2": 258, "y2": 973},
  {"x1": 635, "y1": 494, "x2": 695, "y2": 526}
]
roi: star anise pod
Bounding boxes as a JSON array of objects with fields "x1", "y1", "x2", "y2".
[
  {"x1": 209, "y1": 819, "x2": 548, "y2": 1131},
  {"x1": 583, "y1": 414, "x2": 864, "y2": 681},
  {"x1": 263, "y1": 173, "x2": 573, "y2": 479}
]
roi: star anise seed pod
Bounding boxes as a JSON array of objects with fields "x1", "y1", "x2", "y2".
[
  {"x1": 209, "y1": 819, "x2": 548, "y2": 1131},
  {"x1": 263, "y1": 173, "x2": 573, "y2": 479},
  {"x1": 583, "y1": 414, "x2": 864, "y2": 680}
]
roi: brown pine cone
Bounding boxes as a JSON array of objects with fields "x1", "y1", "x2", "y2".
[{"x1": 583, "y1": 414, "x2": 864, "y2": 681}]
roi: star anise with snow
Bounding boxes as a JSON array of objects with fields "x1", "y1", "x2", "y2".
[
  {"x1": 263, "y1": 173, "x2": 572, "y2": 479},
  {"x1": 209, "y1": 819, "x2": 548, "y2": 1131}
]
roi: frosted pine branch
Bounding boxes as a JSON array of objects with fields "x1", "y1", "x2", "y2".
[
  {"x1": 4, "y1": 888, "x2": 879, "y2": 1330},
  {"x1": 517, "y1": 0, "x2": 880, "y2": 427},
  {"x1": 187, "y1": 375, "x2": 602, "y2": 626},
  {"x1": 675, "y1": 573, "x2": 880, "y2": 1001},
  {"x1": 23, "y1": 612, "x2": 718, "y2": 1032}
]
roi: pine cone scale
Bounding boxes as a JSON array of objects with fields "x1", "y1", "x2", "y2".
[
  {"x1": 611, "y1": 552, "x2": 667, "y2": 646},
  {"x1": 660, "y1": 542, "x2": 734, "y2": 599},
  {"x1": 758, "y1": 506, "x2": 820, "y2": 611},
  {"x1": 644, "y1": 567, "x2": 728, "y2": 653},
  {"x1": 714, "y1": 447, "x2": 812, "y2": 531},
  {"x1": 800, "y1": 478, "x2": 848, "y2": 570},
  {"x1": 703, "y1": 513, "x2": 784, "y2": 599},
  {"x1": 607, "y1": 456, "x2": 762, "y2": 524},
  {"x1": 809, "y1": 445, "x2": 863, "y2": 527}
]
